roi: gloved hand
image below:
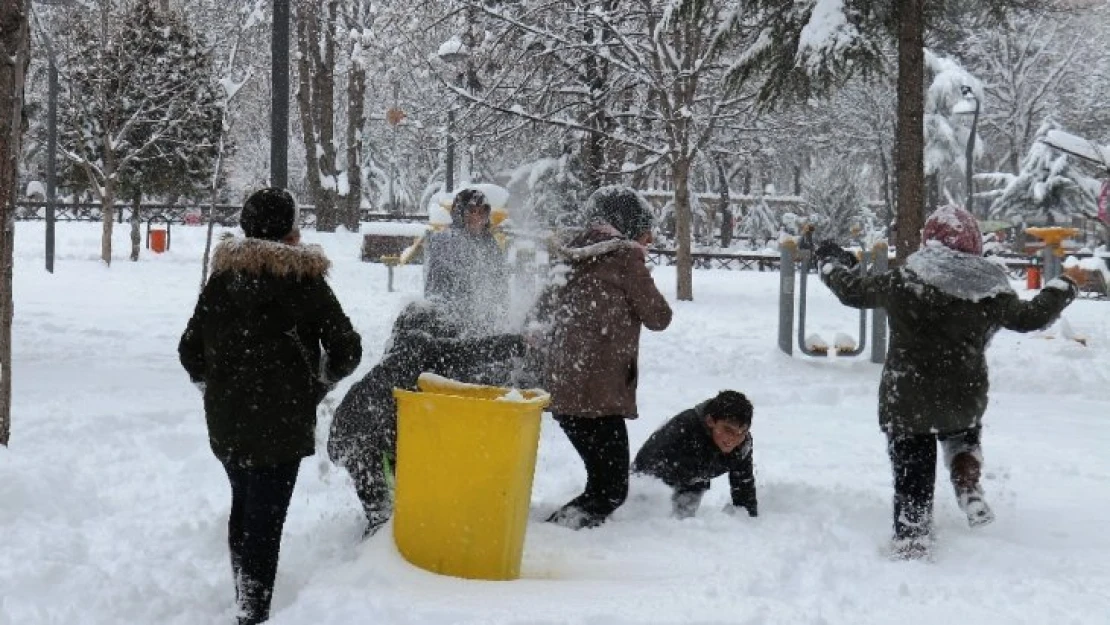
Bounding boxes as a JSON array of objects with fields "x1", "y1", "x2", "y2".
[
  {"x1": 1062, "y1": 265, "x2": 1088, "y2": 288},
  {"x1": 814, "y1": 239, "x2": 857, "y2": 268}
]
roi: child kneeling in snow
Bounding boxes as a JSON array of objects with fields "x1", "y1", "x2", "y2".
[
  {"x1": 632, "y1": 391, "x2": 757, "y2": 518},
  {"x1": 327, "y1": 301, "x2": 524, "y2": 536}
]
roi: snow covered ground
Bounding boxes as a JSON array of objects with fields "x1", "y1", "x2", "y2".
[{"x1": 3, "y1": 222, "x2": 1109, "y2": 625}]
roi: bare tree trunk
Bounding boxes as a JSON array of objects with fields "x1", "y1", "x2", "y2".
[
  {"x1": 878, "y1": 142, "x2": 894, "y2": 227},
  {"x1": 344, "y1": 52, "x2": 365, "y2": 231},
  {"x1": 673, "y1": 158, "x2": 693, "y2": 301},
  {"x1": 295, "y1": 0, "x2": 340, "y2": 232},
  {"x1": 0, "y1": 0, "x2": 30, "y2": 445},
  {"x1": 129, "y1": 191, "x2": 141, "y2": 261},
  {"x1": 715, "y1": 155, "x2": 732, "y2": 248},
  {"x1": 201, "y1": 186, "x2": 218, "y2": 289},
  {"x1": 894, "y1": 0, "x2": 926, "y2": 263},
  {"x1": 100, "y1": 178, "x2": 116, "y2": 265}
]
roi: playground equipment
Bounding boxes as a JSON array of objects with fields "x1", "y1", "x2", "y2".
[
  {"x1": 777, "y1": 223, "x2": 887, "y2": 363},
  {"x1": 1025, "y1": 226, "x2": 1080, "y2": 283},
  {"x1": 392, "y1": 373, "x2": 549, "y2": 580}
]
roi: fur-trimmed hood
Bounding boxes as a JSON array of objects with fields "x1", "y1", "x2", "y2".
[
  {"x1": 554, "y1": 224, "x2": 643, "y2": 263},
  {"x1": 211, "y1": 234, "x2": 330, "y2": 279}
]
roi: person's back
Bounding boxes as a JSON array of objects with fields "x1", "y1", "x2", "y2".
[
  {"x1": 179, "y1": 187, "x2": 362, "y2": 624},
  {"x1": 815, "y1": 204, "x2": 1078, "y2": 558}
]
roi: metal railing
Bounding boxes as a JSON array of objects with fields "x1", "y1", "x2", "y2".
[{"x1": 13, "y1": 201, "x2": 430, "y2": 227}]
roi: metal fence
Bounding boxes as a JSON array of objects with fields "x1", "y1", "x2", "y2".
[{"x1": 13, "y1": 201, "x2": 430, "y2": 227}]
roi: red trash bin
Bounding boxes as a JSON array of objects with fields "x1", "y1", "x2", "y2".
[
  {"x1": 149, "y1": 229, "x2": 168, "y2": 254},
  {"x1": 1026, "y1": 266, "x2": 1041, "y2": 290}
]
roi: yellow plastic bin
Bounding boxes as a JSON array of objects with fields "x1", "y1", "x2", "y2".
[{"x1": 392, "y1": 373, "x2": 550, "y2": 581}]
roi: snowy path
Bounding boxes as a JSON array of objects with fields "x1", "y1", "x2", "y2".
[{"x1": 2, "y1": 223, "x2": 1108, "y2": 624}]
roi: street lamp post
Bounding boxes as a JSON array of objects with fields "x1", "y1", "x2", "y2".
[
  {"x1": 959, "y1": 85, "x2": 980, "y2": 216},
  {"x1": 437, "y1": 37, "x2": 470, "y2": 194},
  {"x1": 31, "y1": 0, "x2": 73, "y2": 274},
  {"x1": 271, "y1": 0, "x2": 289, "y2": 188}
]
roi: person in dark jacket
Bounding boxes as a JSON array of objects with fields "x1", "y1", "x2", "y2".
[
  {"x1": 424, "y1": 188, "x2": 509, "y2": 335},
  {"x1": 179, "y1": 188, "x2": 362, "y2": 624},
  {"x1": 815, "y1": 204, "x2": 1078, "y2": 559},
  {"x1": 530, "y1": 185, "x2": 673, "y2": 530},
  {"x1": 633, "y1": 391, "x2": 758, "y2": 519},
  {"x1": 327, "y1": 301, "x2": 525, "y2": 536}
]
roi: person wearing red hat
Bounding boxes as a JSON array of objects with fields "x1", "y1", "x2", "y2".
[{"x1": 814, "y1": 204, "x2": 1079, "y2": 560}]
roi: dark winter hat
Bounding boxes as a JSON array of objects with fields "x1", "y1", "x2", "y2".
[
  {"x1": 704, "y1": 390, "x2": 753, "y2": 427},
  {"x1": 393, "y1": 301, "x2": 461, "y2": 339},
  {"x1": 240, "y1": 187, "x2": 296, "y2": 241},
  {"x1": 921, "y1": 204, "x2": 982, "y2": 255},
  {"x1": 450, "y1": 188, "x2": 491, "y2": 228},
  {"x1": 585, "y1": 185, "x2": 654, "y2": 239}
]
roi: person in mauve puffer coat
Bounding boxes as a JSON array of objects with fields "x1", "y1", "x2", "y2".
[
  {"x1": 815, "y1": 204, "x2": 1078, "y2": 559},
  {"x1": 179, "y1": 187, "x2": 362, "y2": 624},
  {"x1": 530, "y1": 185, "x2": 673, "y2": 530}
]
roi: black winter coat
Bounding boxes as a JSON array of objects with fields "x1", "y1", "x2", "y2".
[
  {"x1": 821, "y1": 246, "x2": 1077, "y2": 435},
  {"x1": 179, "y1": 237, "x2": 362, "y2": 466},
  {"x1": 328, "y1": 306, "x2": 524, "y2": 468},
  {"x1": 632, "y1": 402, "x2": 757, "y2": 515}
]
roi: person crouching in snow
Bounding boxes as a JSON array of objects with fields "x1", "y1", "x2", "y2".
[
  {"x1": 531, "y1": 185, "x2": 673, "y2": 530},
  {"x1": 632, "y1": 391, "x2": 757, "y2": 519},
  {"x1": 814, "y1": 204, "x2": 1079, "y2": 559},
  {"x1": 327, "y1": 301, "x2": 525, "y2": 537},
  {"x1": 179, "y1": 188, "x2": 363, "y2": 624}
]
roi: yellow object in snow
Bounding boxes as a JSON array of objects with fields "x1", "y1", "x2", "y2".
[{"x1": 392, "y1": 373, "x2": 549, "y2": 581}]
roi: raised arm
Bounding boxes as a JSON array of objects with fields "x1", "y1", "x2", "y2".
[{"x1": 996, "y1": 277, "x2": 1078, "y2": 333}]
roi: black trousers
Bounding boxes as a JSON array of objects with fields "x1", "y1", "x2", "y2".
[
  {"x1": 331, "y1": 436, "x2": 393, "y2": 533},
  {"x1": 221, "y1": 459, "x2": 301, "y2": 625},
  {"x1": 887, "y1": 428, "x2": 981, "y2": 540},
  {"x1": 552, "y1": 414, "x2": 630, "y2": 526}
]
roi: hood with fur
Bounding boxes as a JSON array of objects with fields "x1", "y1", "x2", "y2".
[
  {"x1": 904, "y1": 245, "x2": 1012, "y2": 302},
  {"x1": 553, "y1": 224, "x2": 643, "y2": 263},
  {"x1": 211, "y1": 234, "x2": 330, "y2": 279}
]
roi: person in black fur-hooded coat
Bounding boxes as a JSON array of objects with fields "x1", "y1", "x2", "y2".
[{"x1": 180, "y1": 187, "x2": 362, "y2": 625}]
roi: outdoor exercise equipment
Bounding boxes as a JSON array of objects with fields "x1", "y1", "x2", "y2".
[
  {"x1": 1025, "y1": 226, "x2": 1080, "y2": 283},
  {"x1": 778, "y1": 223, "x2": 887, "y2": 364}
]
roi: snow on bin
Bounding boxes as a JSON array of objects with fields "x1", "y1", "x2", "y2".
[{"x1": 392, "y1": 373, "x2": 549, "y2": 581}]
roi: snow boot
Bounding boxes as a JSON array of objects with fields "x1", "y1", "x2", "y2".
[
  {"x1": 889, "y1": 535, "x2": 934, "y2": 562},
  {"x1": 950, "y1": 452, "x2": 995, "y2": 528},
  {"x1": 957, "y1": 488, "x2": 995, "y2": 528},
  {"x1": 546, "y1": 505, "x2": 604, "y2": 530}
]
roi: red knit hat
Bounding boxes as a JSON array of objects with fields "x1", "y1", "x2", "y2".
[{"x1": 921, "y1": 205, "x2": 982, "y2": 255}]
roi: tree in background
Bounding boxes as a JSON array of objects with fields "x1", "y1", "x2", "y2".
[
  {"x1": 983, "y1": 119, "x2": 1099, "y2": 224},
  {"x1": 60, "y1": 0, "x2": 222, "y2": 264},
  {"x1": 802, "y1": 158, "x2": 869, "y2": 243},
  {"x1": 962, "y1": 10, "x2": 1103, "y2": 175},
  {"x1": 923, "y1": 49, "x2": 983, "y2": 214},
  {"x1": 0, "y1": 0, "x2": 30, "y2": 445}
]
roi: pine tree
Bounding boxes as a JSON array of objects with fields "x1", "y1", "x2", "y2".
[
  {"x1": 61, "y1": 0, "x2": 223, "y2": 264},
  {"x1": 984, "y1": 119, "x2": 1099, "y2": 223}
]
